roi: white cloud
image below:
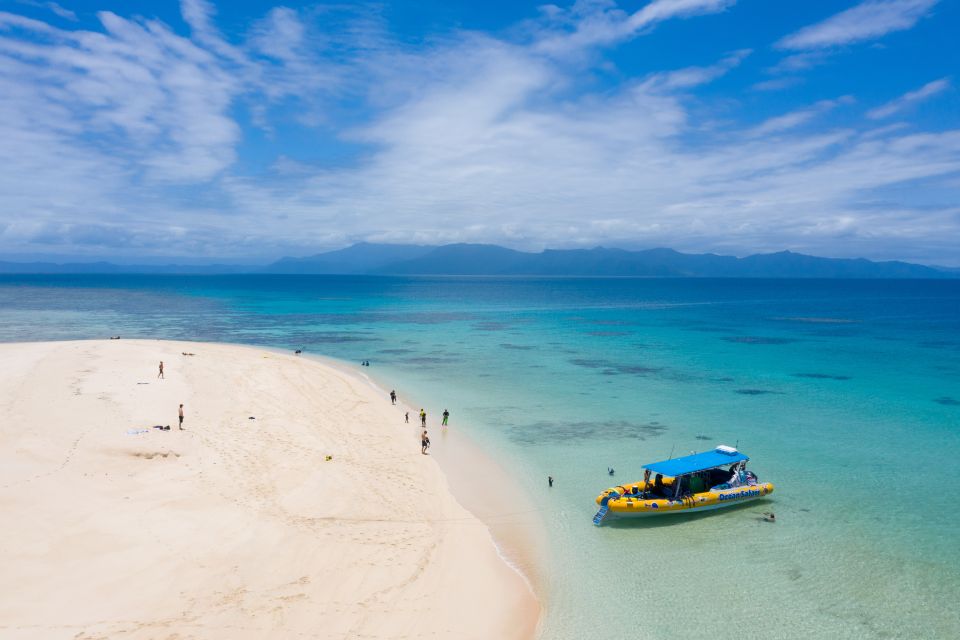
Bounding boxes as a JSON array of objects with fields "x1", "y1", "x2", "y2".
[
  {"x1": 766, "y1": 50, "x2": 834, "y2": 74},
  {"x1": 179, "y1": 0, "x2": 245, "y2": 63},
  {"x1": 0, "y1": 2, "x2": 958, "y2": 265},
  {"x1": 777, "y1": 0, "x2": 939, "y2": 50},
  {"x1": 867, "y1": 77, "x2": 950, "y2": 119},
  {"x1": 751, "y1": 76, "x2": 803, "y2": 92},
  {"x1": 626, "y1": 0, "x2": 737, "y2": 30},
  {"x1": 534, "y1": 0, "x2": 736, "y2": 56},
  {"x1": 749, "y1": 97, "x2": 854, "y2": 136},
  {"x1": 13, "y1": 1, "x2": 76, "y2": 21},
  {"x1": 641, "y1": 49, "x2": 750, "y2": 91},
  {"x1": 0, "y1": 9, "x2": 241, "y2": 182}
]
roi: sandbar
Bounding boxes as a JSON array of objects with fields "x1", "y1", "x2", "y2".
[{"x1": 0, "y1": 340, "x2": 538, "y2": 639}]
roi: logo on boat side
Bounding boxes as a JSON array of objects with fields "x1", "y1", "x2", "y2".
[{"x1": 718, "y1": 489, "x2": 761, "y2": 501}]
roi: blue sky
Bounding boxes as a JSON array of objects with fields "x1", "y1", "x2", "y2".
[{"x1": 0, "y1": 0, "x2": 958, "y2": 264}]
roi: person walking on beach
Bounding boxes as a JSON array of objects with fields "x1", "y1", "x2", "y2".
[
  {"x1": 158, "y1": 361, "x2": 164, "y2": 379},
  {"x1": 442, "y1": 409, "x2": 449, "y2": 427},
  {"x1": 420, "y1": 408, "x2": 426, "y2": 427},
  {"x1": 390, "y1": 390, "x2": 397, "y2": 405},
  {"x1": 421, "y1": 429, "x2": 430, "y2": 455},
  {"x1": 405, "y1": 412, "x2": 409, "y2": 424},
  {"x1": 178, "y1": 404, "x2": 184, "y2": 430}
]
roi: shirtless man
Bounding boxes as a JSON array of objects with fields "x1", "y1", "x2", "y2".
[
  {"x1": 158, "y1": 361, "x2": 164, "y2": 379},
  {"x1": 421, "y1": 429, "x2": 430, "y2": 455},
  {"x1": 178, "y1": 404, "x2": 184, "y2": 430}
]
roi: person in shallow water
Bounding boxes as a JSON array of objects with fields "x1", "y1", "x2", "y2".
[
  {"x1": 548, "y1": 476, "x2": 554, "y2": 488},
  {"x1": 442, "y1": 409, "x2": 449, "y2": 426},
  {"x1": 390, "y1": 390, "x2": 397, "y2": 404}
]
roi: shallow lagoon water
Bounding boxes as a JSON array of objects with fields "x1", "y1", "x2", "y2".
[{"x1": 1, "y1": 275, "x2": 958, "y2": 638}]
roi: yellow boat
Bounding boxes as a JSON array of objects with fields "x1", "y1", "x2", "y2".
[{"x1": 593, "y1": 445, "x2": 774, "y2": 525}]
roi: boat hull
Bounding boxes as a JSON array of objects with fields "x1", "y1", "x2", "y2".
[{"x1": 598, "y1": 482, "x2": 775, "y2": 518}]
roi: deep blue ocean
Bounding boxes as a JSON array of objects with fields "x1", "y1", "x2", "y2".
[{"x1": 1, "y1": 275, "x2": 958, "y2": 639}]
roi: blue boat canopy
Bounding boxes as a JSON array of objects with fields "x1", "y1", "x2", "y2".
[{"x1": 644, "y1": 446, "x2": 748, "y2": 477}]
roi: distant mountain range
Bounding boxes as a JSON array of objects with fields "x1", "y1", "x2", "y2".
[{"x1": 2, "y1": 243, "x2": 957, "y2": 278}]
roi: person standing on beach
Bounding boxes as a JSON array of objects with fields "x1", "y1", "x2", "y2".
[
  {"x1": 442, "y1": 409, "x2": 449, "y2": 427},
  {"x1": 390, "y1": 390, "x2": 397, "y2": 405},
  {"x1": 178, "y1": 404, "x2": 184, "y2": 430},
  {"x1": 421, "y1": 429, "x2": 430, "y2": 454},
  {"x1": 405, "y1": 412, "x2": 409, "y2": 424},
  {"x1": 158, "y1": 361, "x2": 164, "y2": 379},
  {"x1": 420, "y1": 409, "x2": 426, "y2": 427}
]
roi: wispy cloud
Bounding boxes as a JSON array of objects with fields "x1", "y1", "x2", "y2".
[
  {"x1": 749, "y1": 97, "x2": 854, "y2": 136},
  {"x1": 777, "y1": 0, "x2": 939, "y2": 50},
  {"x1": 867, "y1": 77, "x2": 950, "y2": 119},
  {"x1": 766, "y1": 50, "x2": 834, "y2": 75},
  {"x1": 534, "y1": 0, "x2": 737, "y2": 56},
  {"x1": 0, "y1": 8, "x2": 242, "y2": 182},
  {"x1": 0, "y1": 1, "x2": 958, "y2": 265},
  {"x1": 13, "y1": 0, "x2": 76, "y2": 21},
  {"x1": 752, "y1": 76, "x2": 803, "y2": 92},
  {"x1": 642, "y1": 49, "x2": 750, "y2": 90}
]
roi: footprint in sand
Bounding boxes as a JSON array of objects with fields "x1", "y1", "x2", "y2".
[{"x1": 130, "y1": 451, "x2": 181, "y2": 460}]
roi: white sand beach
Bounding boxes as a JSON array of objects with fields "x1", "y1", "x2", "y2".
[{"x1": 0, "y1": 340, "x2": 538, "y2": 639}]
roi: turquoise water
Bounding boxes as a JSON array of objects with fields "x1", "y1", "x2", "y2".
[{"x1": 1, "y1": 275, "x2": 959, "y2": 638}]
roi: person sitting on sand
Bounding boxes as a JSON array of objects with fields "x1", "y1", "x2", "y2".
[{"x1": 421, "y1": 429, "x2": 430, "y2": 455}]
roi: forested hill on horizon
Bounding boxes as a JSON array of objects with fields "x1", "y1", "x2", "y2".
[
  {"x1": 2, "y1": 243, "x2": 957, "y2": 278},
  {"x1": 268, "y1": 243, "x2": 955, "y2": 278}
]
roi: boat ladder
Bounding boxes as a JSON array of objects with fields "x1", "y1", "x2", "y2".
[{"x1": 592, "y1": 505, "x2": 609, "y2": 526}]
